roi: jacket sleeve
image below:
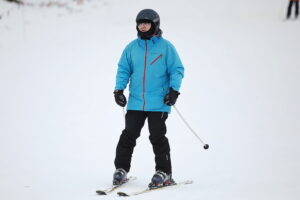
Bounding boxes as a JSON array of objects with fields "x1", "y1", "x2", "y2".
[
  {"x1": 115, "y1": 45, "x2": 132, "y2": 90},
  {"x1": 166, "y1": 42, "x2": 184, "y2": 91}
]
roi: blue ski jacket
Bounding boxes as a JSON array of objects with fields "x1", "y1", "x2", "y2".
[{"x1": 115, "y1": 36, "x2": 184, "y2": 113}]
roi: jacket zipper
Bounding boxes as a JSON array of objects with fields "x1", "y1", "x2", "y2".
[
  {"x1": 142, "y1": 40, "x2": 148, "y2": 111},
  {"x1": 150, "y1": 54, "x2": 163, "y2": 65}
]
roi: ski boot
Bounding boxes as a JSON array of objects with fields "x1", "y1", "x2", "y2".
[
  {"x1": 113, "y1": 168, "x2": 128, "y2": 185},
  {"x1": 148, "y1": 170, "x2": 175, "y2": 189}
]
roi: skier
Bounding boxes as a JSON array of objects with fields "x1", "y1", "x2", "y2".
[
  {"x1": 286, "y1": 0, "x2": 299, "y2": 19},
  {"x1": 112, "y1": 9, "x2": 184, "y2": 188}
]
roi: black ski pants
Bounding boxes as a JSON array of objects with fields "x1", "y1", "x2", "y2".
[
  {"x1": 287, "y1": 1, "x2": 299, "y2": 18},
  {"x1": 114, "y1": 110, "x2": 172, "y2": 174}
]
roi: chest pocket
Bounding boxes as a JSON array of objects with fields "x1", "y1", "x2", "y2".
[
  {"x1": 150, "y1": 54, "x2": 163, "y2": 65},
  {"x1": 149, "y1": 53, "x2": 166, "y2": 78}
]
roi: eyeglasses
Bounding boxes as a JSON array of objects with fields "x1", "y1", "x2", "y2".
[{"x1": 138, "y1": 22, "x2": 151, "y2": 26}]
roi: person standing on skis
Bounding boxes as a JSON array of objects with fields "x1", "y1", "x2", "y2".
[
  {"x1": 112, "y1": 9, "x2": 184, "y2": 188},
  {"x1": 286, "y1": 0, "x2": 299, "y2": 19}
]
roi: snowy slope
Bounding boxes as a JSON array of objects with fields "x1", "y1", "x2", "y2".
[{"x1": 0, "y1": 0, "x2": 300, "y2": 200}]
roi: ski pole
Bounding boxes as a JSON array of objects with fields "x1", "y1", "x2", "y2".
[
  {"x1": 122, "y1": 107, "x2": 126, "y2": 127},
  {"x1": 173, "y1": 105, "x2": 209, "y2": 150},
  {"x1": 122, "y1": 107, "x2": 126, "y2": 118}
]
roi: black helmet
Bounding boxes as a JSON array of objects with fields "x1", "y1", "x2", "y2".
[
  {"x1": 136, "y1": 9, "x2": 161, "y2": 37},
  {"x1": 136, "y1": 9, "x2": 160, "y2": 24}
]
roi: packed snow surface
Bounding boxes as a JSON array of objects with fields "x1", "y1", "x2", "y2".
[{"x1": 0, "y1": 0, "x2": 299, "y2": 199}]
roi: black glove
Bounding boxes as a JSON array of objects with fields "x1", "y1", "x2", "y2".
[
  {"x1": 164, "y1": 88, "x2": 180, "y2": 106},
  {"x1": 114, "y1": 90, "x2": 127, "y2": 107}
]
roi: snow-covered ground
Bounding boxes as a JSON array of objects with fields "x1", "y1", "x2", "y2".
[{"x1": 1, "y1": 0, "x2": 300, "y2": 199}]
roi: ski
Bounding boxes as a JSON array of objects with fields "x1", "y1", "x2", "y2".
[
  {"x1": 96, "y1": 176, "x2": 136, "y2": 195},
  {"x1": 117, "y1": 180, "x2": 193, "y2": 197}
]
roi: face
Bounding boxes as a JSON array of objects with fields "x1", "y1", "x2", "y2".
[{"x1": 138, "y1": 22, "x2": 152, "y2": 32}]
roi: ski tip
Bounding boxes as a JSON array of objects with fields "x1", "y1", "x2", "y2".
[
  {"x1": 96, "y1": 190, "x2": 107, "y2": 195},
  {"x1": 117, "y1": 192, "x2": 129, "y2": 197}
]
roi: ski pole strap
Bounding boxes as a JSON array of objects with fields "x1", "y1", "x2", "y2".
[{"x1": 173, "y1": 105, "x2": 206, "y2": 145}]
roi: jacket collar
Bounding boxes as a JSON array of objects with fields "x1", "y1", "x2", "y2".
[{"x1": 137, "y1": 35, "x2": 160, "y2": 45}]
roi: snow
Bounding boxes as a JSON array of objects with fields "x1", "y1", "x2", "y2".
[{"x1": 0, "y1": 0, "x2": 300, "y2": 199}]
